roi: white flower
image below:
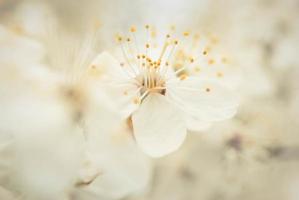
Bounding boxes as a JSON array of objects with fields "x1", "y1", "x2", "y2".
[
  {"x1": 73, "y1": 123, "x2": 152, "y2": 200},
  {"x1": 0, "y1": 25, "x2": 152, "y2": 199},
  {"x1": 0, "y1": 72, "x2": 84, "y2": 200},
  {"x1": 90, "y1": 26, "x2": 239, "y2": 157}
]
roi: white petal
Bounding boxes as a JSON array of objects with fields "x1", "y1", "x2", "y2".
[
  {"x1": 89, "y1": 51, "x2": 128, "y2": 81},
  {"x1": 74, "y1": 124, "x2": 151, "y2": 200},
  {"x1": 89, "y1": 52, "x2": 140, "y2": 118},
  {"x1": 184, "y1": 115, "x2": 212, "y2": 132},
  {"x1": 132, "y1": 93, "x2": 187, "y2": 157},
  {"x1": 0, "y1": 25, "x2": 45, "y2": 65},
  {"x1": 0, "y1": 82, "x2": 84, "y2": 200},
  {"x1": 104, "y1": 83, "x2": 140, "y2": 118},
  {"x1": 88, "y1": 78, "x2": 140, "y2": 119},
  {"x1": 167, "y1": 77, "x2": 239, "y2": 122}
]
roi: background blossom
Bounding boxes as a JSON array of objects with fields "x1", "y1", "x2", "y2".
[{"x1": 0, "y1": 0, "x2": 299, "y2": 199}]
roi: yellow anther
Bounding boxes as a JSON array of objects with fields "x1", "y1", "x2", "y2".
[
  {"x1": 221, "y1": 57, "x2": 228, "y2": 63},
  {"x1": 116, "y1": 35, "x2": 123, "y2": 42},
  {"x1": 130, "y1": 26, "x2": 136, "y2": 32},
  {"x1": 137, "y1": 55, "x2": 141, "y2": 59},
  {"x1": 127, "y1": 38, "x2": 131, "y2": 42},
  {"x1": 210, "y1": 36, "x2": 219, "y2": 44},
  {"x1": 133, "y1": 97, "x2": 141, "y2": 104},
  {"x1": 170, "y1": 25, "x2": 176, "y2": 31},
  {"x1": 179, "y1": 74, "x2": 188, "y2": 80},
  {"x1": 194, "y1": 66, "x2": 201, "y2": 72},
  {"x1": 165, "y1": 62, "x2": 169, "y2": 66},
  {"x1": 151, "y1": 30, "x2": 157, "y2": 38},
  {"x1": 123, "y1": 91, "x2": 128, "y2": 95},
  {"x1": 183, "y1": 32, "x2": 190, "y2": 37},
  {"x1": 146, "y1": 43, "x2": 150, "y2": 48},
  {"x1": 208, "y1": 59, "x2": 215, "y2": 65},
  {"x1": 145, "y1": 24, "x2": 150, "y2": 29},
  {"x1": 190, "y1": 58, "x2": 194, "y2": 63},
  {"x1": 205, "y1": 87, "x2": 211, "y2": 92},
  {"x1": 157, "y1": 60, "x2": 161, "y2": 67},
  {"x1": 120, "y1": 62, "x2": 125, "y2": 67},
  {"x1": 166, "y1": 34, "x2": 171, "y2": 38},
  {"x1": 217, "y1": 72, "x2": 223, "y2": 78},
  {"x1": 174, "y1": 40, "x2": 178, "y2": 45},
  {"x1": 142, "y1": 55, "x2": 146, "y2": 59}
]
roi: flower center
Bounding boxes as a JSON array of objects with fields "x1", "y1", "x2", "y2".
[
  {"x1": 114, "y1": 25, "x2": 229, "y2": 104},
  {"x1": 136, "y1": 71, "x2": 166, "y2": 96}
]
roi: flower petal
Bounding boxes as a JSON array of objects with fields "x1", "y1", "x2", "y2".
[
  {"x1": 184, "y1": 115, "x2": 212, "y2": 132},
  {"x1": 74, "y1": 124, "x2": 151, "y2": 200},
  {"x1": 167, "y1": 77, "x2": 239, "y2": 122},
  {"x1": 132, "y1": 93, "x2": 187, "y2": 157},
  {"x1": 89, "y1": 51, "x2": 128, "y2": 81},
  {"x1": 89, "y1": 52, "x2": 140, "y2": 118}
]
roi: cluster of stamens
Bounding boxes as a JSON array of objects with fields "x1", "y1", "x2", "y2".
[
  {"x1": 116, "y1": 25, "x2": 179, "y2": 98},
  {"x1": 114, "y1": 25, "x2": 229, "y2": 104}
]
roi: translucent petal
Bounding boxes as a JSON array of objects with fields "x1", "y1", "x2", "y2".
[{"x1": 132, "y1": 93, "x2": 187, "y2": 157}]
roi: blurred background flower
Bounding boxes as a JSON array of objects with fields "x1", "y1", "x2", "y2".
[{"x1": 0, "y1": 0, "x2": 299, "y2": 199}]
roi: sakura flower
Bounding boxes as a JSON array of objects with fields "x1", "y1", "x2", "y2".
[
  {"x1": 0, "y1": 23, "x2": 152, "y2": 200},
  {"x1": 91, "y1": 26, "x2": 239, "y2": 157},
  {"x1": 44, "y1": 30, "x2": 152, "y2": 199},
  {"x1": 0, "y1": 70, "x2": 85, "y2": 200}
]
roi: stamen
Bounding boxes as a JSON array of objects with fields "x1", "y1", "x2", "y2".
[
  {"x1": 133, "y1": 97, "x2": 141, "y2": 104},
  {"x1": 114, "y1": 26, "x2": 228, "y2": 98},
  {"x1": 119, "y1": 43, "x2": 138, "y2": 74},
  {"x1": 179, "y1": 74, "x2": 188, "y2": 80},
  {"x1": 183, "y1": 31, "x2": 190, "y2": 37},
  {"x1": 116, "y1": 35, "x2": 123, "y2": 43},
  {"x1": 221, "y1": 57, "x2": 228, "y2": 64},
  {"x1": 194, "y1": 66, "x2": 201, "y2": 72},
  {"x1": 217, "y1": 72, "x2": 223, "y2": 78},
  {"x1": 208, "y1": 59, "x2": 215, "y2": 65},
  {"x1": 158, "y1": 38, "x2": 169, "y2": 62},
  {"x1": 130, "y1": 26, "x2": 136, "y2": 33}
]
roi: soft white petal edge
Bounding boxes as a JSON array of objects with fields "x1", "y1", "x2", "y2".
[
  {"x1": 90, "y1": 51, "x2": 127, "y2": 80},
  {"x1": 167, "y1": 78, "x2": 239, "y2": 122},
  {"x1": 184, "y1": 115, "x2": 212, "y2": 132},
  {"x1": 90, "y1": 52, "x2": 140, "y2": 119},
  {"x1": 132, "y1": 94, "x2": 187, "y2": 157}
]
